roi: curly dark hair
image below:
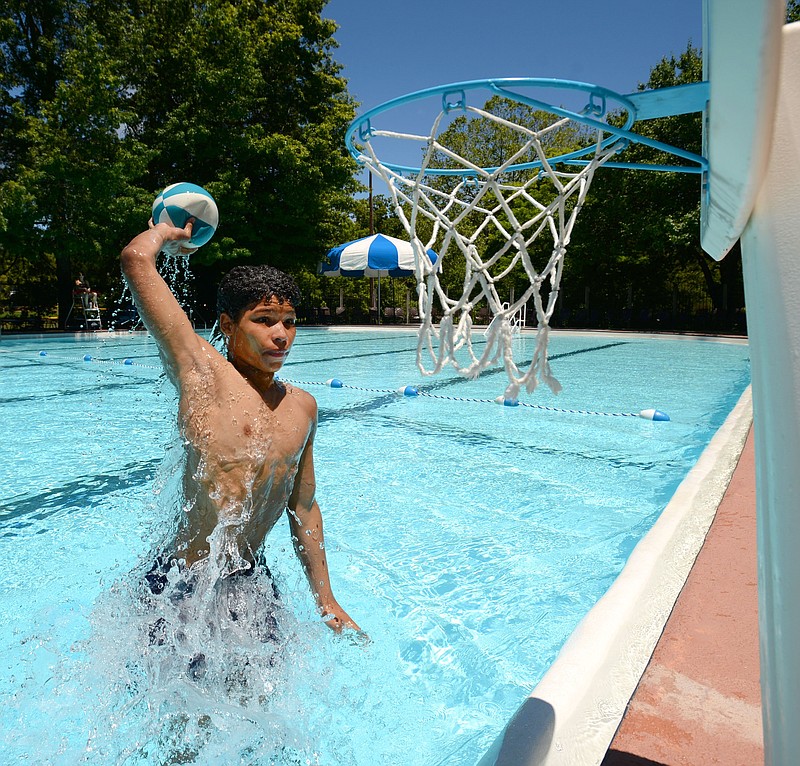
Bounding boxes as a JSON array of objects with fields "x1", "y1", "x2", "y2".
[{"x1": 216, "y1": 265, "x2": 302, "y2": 321}]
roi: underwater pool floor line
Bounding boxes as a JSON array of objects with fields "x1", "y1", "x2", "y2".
[{"x1": 477, "y1": 386, "x2": 754, "y2": 766}]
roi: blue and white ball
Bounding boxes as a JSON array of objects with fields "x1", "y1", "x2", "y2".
[{"x1": 152, "y1": 182, "x2": 219, "y2": 249}]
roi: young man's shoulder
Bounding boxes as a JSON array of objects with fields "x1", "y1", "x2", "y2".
[{"x1": 285, "y1": 383, "x2": 317, "y2": 409}]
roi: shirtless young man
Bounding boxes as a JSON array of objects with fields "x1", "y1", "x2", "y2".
[{"x1": 121, "y1": 219, "x2": 359, "y2": 634}]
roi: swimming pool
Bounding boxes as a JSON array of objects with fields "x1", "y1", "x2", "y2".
[{"x1": 0, "y1": 328, "x2": 750, "y2": 765}]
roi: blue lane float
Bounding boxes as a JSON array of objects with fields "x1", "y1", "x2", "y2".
[
  {"x1": 35, "y1": 351, "x2": 161, "y2": 370},
  {"x1": 285, "y1": 376, "x2": 670, "y2": 421},
  {"x1": 639, "y1": 408, "x2": 671, "y2": 421}
]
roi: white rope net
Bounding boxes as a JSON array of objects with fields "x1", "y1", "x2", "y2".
[{"x1": 358, "y1": 99, "x2": 626, "y2": 400}]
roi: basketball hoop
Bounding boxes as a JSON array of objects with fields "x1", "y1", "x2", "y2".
[{"x1": 345, "y1": 78, "x2": 705, "y2": 399}]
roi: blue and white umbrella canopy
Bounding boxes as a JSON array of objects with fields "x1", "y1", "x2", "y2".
[{"x1": 320, "y1": 233, "x2": 439, "y2": 277}]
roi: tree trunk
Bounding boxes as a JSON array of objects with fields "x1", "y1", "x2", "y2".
[
  {"x1": 56, "y1": 250, "x2": 73, "y2": 329},
  {"x1": 692, "y1": 247, "x2": 723, "y2": 311}
]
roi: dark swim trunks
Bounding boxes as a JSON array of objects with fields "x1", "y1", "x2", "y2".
[
  {"x1": 145, "y1": 556, "x2": 280, "y2": 600},
  {"x1": 144, "y1": 556, "x2": 281, "y2": 665}
]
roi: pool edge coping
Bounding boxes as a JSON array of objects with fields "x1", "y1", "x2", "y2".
[{"x1": 477, "y1": 384, "x2": 754, "y2": 766}]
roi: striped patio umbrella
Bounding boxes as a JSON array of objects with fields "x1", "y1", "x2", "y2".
[{"x1": 319, "y1": 233, "x2": 438, "y2": 277}]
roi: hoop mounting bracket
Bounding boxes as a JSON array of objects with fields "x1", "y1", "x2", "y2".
[{"x1": 442, "y1": 89, "x2": 467, "y2": 113}]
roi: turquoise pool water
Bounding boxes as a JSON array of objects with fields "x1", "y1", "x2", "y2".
[{"x1": 0, "y1": 329, "x2": 750, "y2": 764}]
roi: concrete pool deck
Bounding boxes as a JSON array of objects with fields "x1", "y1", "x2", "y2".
[{"x1": 602, "y1": 425, "x2": 761, "y2": 765}]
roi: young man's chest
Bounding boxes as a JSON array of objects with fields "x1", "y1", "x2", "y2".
[{"x1": 181, "y1": 381, "x2": 309, "y2": 469}]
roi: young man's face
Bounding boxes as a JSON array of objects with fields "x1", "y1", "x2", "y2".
[{"x1": 222, "y1": 295, "x2": 297, "y2": 374}]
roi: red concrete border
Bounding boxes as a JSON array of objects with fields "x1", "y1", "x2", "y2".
[{"x1": 602, "y1": 427, "x2": 761, "y2": 766}]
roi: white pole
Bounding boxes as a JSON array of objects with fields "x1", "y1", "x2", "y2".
[{"x1": 741, "y1": 22, "x2": 800, "y2": 766}]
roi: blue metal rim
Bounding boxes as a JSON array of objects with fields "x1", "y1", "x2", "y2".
[{"x1": 345, "y1": 76, "x2": 707, "y2": 177}]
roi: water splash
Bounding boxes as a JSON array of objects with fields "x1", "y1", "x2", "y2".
[
  {"x1": 111, "y1": 252, "x2": 196, "y2": 332},
  {"x1": 81, "y1": 557, "x2": 314, "y2": 765},
  {"x1": 159, "y1": 253, "x2": 195, "y2": 325}
]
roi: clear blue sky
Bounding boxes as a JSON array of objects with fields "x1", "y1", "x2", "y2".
[
  {"x1": 323, "y1": 0, "x2": 702, "y2": 184},
  {"x1": 324, "y1": 0, "x2": 701, "y2": 111}
]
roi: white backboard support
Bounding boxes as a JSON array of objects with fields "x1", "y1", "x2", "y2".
[{"x1": 700, "y1": 0, "x2": 786, "y2": 260}]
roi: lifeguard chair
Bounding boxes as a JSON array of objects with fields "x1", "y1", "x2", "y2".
[{"x1": 66, "y1": 275, "x2": 102, "y2": 330}]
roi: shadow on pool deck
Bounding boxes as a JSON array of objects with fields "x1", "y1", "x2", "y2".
[{"x1": 602, "y1": 427, "x2": 762, "y2": 766}]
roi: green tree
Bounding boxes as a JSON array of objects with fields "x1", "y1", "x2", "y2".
[
  {"x1": 355, "y1": 190, "x2": 407, "y2": 240},
  {"x1": 0, "y1": 0, "x2": 149, "y2": 326},
  {"x1": 112, "y1": 0, "x2": 359, "y2": 311},
  {"x1": 430, "y1": 95, "x2": 592, "y2": 175},
  {"x1": 564, "y1": 43, "x2": 740, "y2": 324},
  {"x1": 1, "y1": 0, "x2": 358, "y2": 326},
  {"x1": 788, "y1": 1, "x2": 800, "y2": 23}
]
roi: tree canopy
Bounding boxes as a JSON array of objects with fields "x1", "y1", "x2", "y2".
[
  {"x1": 0, "y1": 0, "x2": 358, "y2": 327},
  {"x1": 5, "y1": 7, "x2": 794, "y2": 331},
  {"x1": 563, "y1": 44, "x2": 720, "y2": 316}
]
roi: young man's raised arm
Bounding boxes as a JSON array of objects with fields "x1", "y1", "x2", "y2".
[
  {"x1": 288, "y1": 405, "x2": 360, "y2": 633},
  {"x1": 120, "y1": 221, "x2": 209, "y2": 382}
]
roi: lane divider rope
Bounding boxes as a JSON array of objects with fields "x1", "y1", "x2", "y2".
[{"x1": 25, "y1": 351, "x2": 670, "y2": 421}]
